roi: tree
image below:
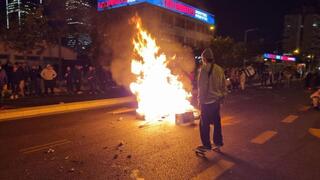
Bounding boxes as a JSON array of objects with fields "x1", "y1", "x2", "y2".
[
  {"x1": 209, "y1": 36, "x2": 245, "y2": 67},
  {"x1": 0, "y1": 5, "x2": 48, "y2": 58}
]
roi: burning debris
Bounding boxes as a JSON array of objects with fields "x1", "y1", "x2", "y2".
[{"x1": 129, "y1": 16, "x2": 194, "y2": 123}]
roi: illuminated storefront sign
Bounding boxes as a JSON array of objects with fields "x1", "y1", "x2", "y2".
[
  {"x1": 97, "y1": 0, "x2": 215, "y2": 25},
  {"x1": 263, "y1": 53, "x2": 296, "y2": 62}
]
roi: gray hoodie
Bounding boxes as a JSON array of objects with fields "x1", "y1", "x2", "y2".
[{"x1": 198, "y1": 63, "x2": 227, "y2": 105}]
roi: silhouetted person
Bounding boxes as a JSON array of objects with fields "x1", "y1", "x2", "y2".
[
  {"x1": 30, "y1": 65, "x2": 41, "y2": 96},
  {"x1": 64, "y1": 66, "x2": 73, "y2": 94},
  {"x1": 74, "y1": 65, "x2": 83, "y2": 94},
  {"x1": 87, "y1": 66, "x2": 97, "y2": 94}
]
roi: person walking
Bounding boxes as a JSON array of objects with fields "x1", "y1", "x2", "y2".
[
  {"x1": 40, "y1": 64, "x2": 57, "y2": 95},
  {"x1": 64, "y1": 66, "x2": 73, "y2": 94},
  {"x1": 240, "y1": 70, "x2": 246, "y2": 91},
  {"x1": 197, "y1": 48, "x2": 227, "y2": 152}
]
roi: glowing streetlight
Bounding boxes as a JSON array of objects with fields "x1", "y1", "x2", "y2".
[
  {"x1": 293, "y1": 48, "x2": 300, "y2": 54},
  {"x1": 209, "y1": 25, "x2": 215, "y2": 31}
]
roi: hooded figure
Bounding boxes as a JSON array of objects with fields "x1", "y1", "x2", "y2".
[{"x1": 196, "y1": 48, "x2": 227, "y2": 152}]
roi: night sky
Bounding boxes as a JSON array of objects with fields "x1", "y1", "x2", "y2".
[{"x1": 202, "y1": 0, "x2": 319, "y2": 42}]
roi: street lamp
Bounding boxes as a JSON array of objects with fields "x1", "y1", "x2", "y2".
[
  {"x1": 243, "y1": 28, "x2": 259, "y2": 67},
  {"x1": 293, "y1": 48, "x2": 300, "y2": 55},
  {"x1": 244, "y1": 28, "x2": 259, "y2": 43},
  {"x1": 209, "y1": 25, "x2": 215, "y2": 31}
]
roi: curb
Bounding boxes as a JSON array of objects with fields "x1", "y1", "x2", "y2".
[{"x1": 0, "y1": 96, "x2": 136, "y2": 122}]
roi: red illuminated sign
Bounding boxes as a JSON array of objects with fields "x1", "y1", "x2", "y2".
[
  {"x1": 98, "y1": 0, "x2": 127, "y2": 9},
  {"x1": 164, "y1": 0, "x2": 195, "y2": 16}
]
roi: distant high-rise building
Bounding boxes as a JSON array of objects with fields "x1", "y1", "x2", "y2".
[
  {"x1": 301, "y1": 14, "x2": 320, "y2": 55},
  {"x1": 282, "y1": 14, "x2": 303, "y2": 53},
  {"x1": 65, "y1": 0, "x2": 92, "y2": 53},
  {"x1": 282, "y1": 13, "x2": 320, "y2": 58},
  {"x1": 0, "y1": 1, "x2": 6, "y2": 28},
  {"x1": 5, "y1": 0, "x2": 42, "y2": 29}
]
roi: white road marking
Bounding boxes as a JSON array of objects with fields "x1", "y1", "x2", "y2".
[
  {"x1": 299, "y1": 106, "x2": 311, "y2": 112},
  {"x1": 192, "y1": 159, "x2": 234, "y2": 180},
  {"x1": 309, "y1": 128, "x2": 320, "y2": 139},
  {"x1": 251, "y1": 130, "x2": 278, "y2": 144},
  {"x1": 282, "y1": 115, "x2": 299, "y2": 123},
  {"x1": 20, "y1": 139, "x2": 71, "y2": 154},
  {"x1": 108, "y1": 107, "x2": 136, "y2": 115}
]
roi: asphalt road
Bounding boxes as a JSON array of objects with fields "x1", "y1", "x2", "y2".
[{"x1": 0, "y1": 84, "x2": 319, "y2": 180}]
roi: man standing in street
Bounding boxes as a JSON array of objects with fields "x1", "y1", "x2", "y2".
[
  {"x1": 41, "y1": 64, "x2": 57, "y2": 95},
  {"x1": 197, "y1": 48, "x2": 227, "y2": 152}
]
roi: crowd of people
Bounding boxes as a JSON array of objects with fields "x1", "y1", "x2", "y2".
[
  {"x1": 223, "y1": 65, "x2": 315, "y2": 91},
  {"x1": 0, "y1": 62, "x2": 116, "y2": 101}
]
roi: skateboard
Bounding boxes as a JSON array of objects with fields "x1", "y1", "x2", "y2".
[{"x1": 193, "y1": 147, "x2": 221, "y2": 157}]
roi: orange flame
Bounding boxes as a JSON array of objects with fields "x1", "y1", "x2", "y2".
[{"x1": 129, "y1": 16, "x2": 194, "y2": 123}]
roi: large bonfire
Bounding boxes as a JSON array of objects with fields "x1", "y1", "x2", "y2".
[{"x1": 129, "y1": 16, "x2": 194, "y2": 123}]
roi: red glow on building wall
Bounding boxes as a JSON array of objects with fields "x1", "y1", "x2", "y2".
[
  {"x1": 98, "y1": 0, "x2": 127, "y2": 9},
  {"x1": 164, "y1": 0, "x2": 195, "y2": 16}
]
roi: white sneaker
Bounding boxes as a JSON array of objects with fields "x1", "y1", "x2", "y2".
[{"x1": 212, "y1": 146, "x2": 222, "y2": 152}]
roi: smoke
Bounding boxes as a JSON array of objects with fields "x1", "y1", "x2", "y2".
[{"x1": 101, "y1": 15, "x2": 195, "y2": 93}]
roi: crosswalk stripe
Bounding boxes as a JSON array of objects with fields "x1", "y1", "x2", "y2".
[
  {"x1": 309, "y1": 128, "x2": 320, "y2": 139},
  {"x1": 251, "y1": 130, "x2": 277, "y2": 144},
  {"x1": 108, "y1": 107, "x2": 136, "y2": 115},
  {"x1": 299, "y1": 106, "x2": 311, "y2": 112},
  {"x1": 20, "y1": 139, "x2": 69, "y2": 152},
  {"x1": 192, "y1": 159, "x2": 235, "y2": 180},
  {"x1": 282, "y1": 115, "x2": 299, "y2": 123}
]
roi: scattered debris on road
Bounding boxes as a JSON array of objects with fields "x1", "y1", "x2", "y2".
[
  {"x1": 130, "y1": 169, "x2": 144, "y2": 180},
  {"x1": 113, "y1": 154, "x2": 118, "y2": 159},
  {"x1": 69, "y1": 168, "x2": 75, "y2": 173},
  {"x1": 46, "y1": 148, "x2": 55, "y2": 153}
]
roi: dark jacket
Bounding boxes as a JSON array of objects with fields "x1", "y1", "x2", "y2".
[
  {"x1": 65, "y1": 70, "x2": 73, "y2": 83},
  {"x1": 0, "y1": 69, "x2": 8, "y2": 87},
  {"x1": 12, "y1": 67, "x2": 23, "y2": 84},
  {"x1": 30, "y1": 68, "x2": 41, "y2": 80}
]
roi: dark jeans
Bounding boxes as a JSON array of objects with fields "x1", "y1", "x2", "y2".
[
  {"x1": 66, "y1": 80, "x2": 73, "y2": 93},
  {"x1": 44, "y1": 80, "x2": 54, "y2": 94},
  {"x1": 30, "y1": 79, "x2": 41, "y2": 95},
  {"x1": 75, "y1": 80, "x2": 81, "y2": 92},
  {"x1": 88, "y1": 80, "x2": 96, "y2": 93},
  {"x1": 11, "y1": 82, "x2": 19, "y2": 95},
  {"x1": 200, "y1": 101, "x2": 223, "y2": 148}
]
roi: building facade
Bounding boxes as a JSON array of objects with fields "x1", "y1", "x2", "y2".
[
  {"x1": 65, "y1": 0, "x2": 92, "y2": 53},
  {"x1": 282, "y1": 14, "x2": 303, "y2": 54},
  {"x1": 97, "y1": 0, "x2": 215, "y2": 50},
  {"x1": 5, "y1": 0, "x2": 42, "y2": 29},
  {"x1": 301, "y1": 14, "x2": 320, "y2": 56},
  {"x1": 282, "y1": 13, "x2": 320, "y2": 58}
]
